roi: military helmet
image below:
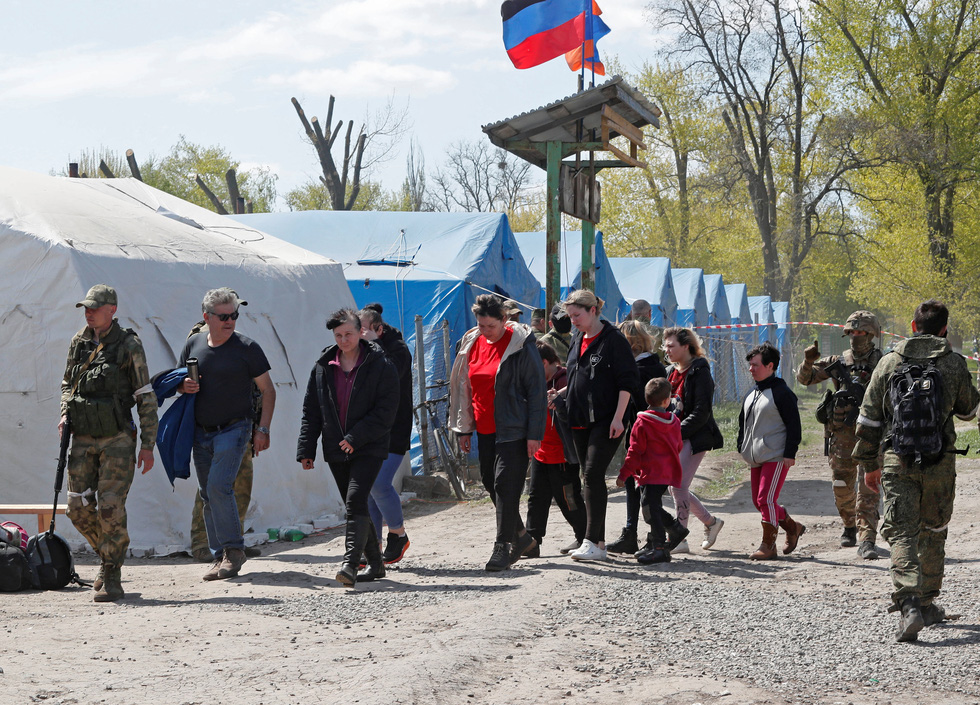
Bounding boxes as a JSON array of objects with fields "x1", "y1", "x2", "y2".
[{"x1": 842, "y1": 310, "x2": 880, "y2": 337}]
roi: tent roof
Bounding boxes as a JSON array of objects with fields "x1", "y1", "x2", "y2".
[
  {"x1": 513, "y1": 230, "x2": 629, "y2": 320},
  {"x1": 772, "y1": 301, "x2": 790, "y2": 328},
  {"x1": 703, "y1": 274, "x2": 731, "y2": 325},
  {"x1": 671, "y1": 268, "x2": 709, "y2": 328},
  {"x1": 607, "y1": 257, "x2": 677, "y2": 325},
  {"x1": 725, "y1": 284, "x2": 752, "y2": 324},
  {"x1": 748, "y1": 295, "x2": 775, "y2": 325}
]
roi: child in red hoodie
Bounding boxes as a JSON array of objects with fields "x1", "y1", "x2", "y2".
[{"x1": 617, "y1": 378, "x2": 684, "y2": 563}]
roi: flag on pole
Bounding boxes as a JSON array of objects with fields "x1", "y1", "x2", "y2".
[
  {"x1": 501, "y1": 0, "x2": 591, "y2": 70},
  {"x1": 564, "y1": 1, "x2": 609, "y2": 76}
]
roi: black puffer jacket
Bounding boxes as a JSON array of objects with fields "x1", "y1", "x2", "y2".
[
  {"x1": 630, "y1": 352, "x2": 668, "y2": 415},
  {"x1": 377, "y1": 325, "x2": 413, "y2": 455},
  {"x1": 667, "y1": 356, "x2": 724, "y2": 454},
  {"x1": 565, "y1": 321, "x2": 640, "y2": 428},
  {"x1": 297, "y1": 340, "x2": 399, "y2": 464}
]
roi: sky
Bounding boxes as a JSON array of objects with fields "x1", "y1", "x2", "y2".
[{"x1": 1, "y1": 0, "x2": 662, "y2": 206}]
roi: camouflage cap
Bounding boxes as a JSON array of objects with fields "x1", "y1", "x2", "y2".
[
  {"x1": 530, "y1": 308, "x2": 547, "y2": 323},
  {"x1": 842, "y1": 310, "x2": 880, "y2": 337},
  {"x1": 502, "y1": 299, "x2": 522, "y2": 317},
  {"x1": 75, "y1": 284, "x2": 117, "y2": 309}
]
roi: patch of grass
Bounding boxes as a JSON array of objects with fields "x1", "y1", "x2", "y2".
[
  {"x1": 699, "y1": 461, "x2": 746, "y2": 500},
  {"x1": 956, "y1": 426, "x2": 979, "y2": 452},
  {"x1": 713, "y1": 401, "x2": 742, "y2": 453}
]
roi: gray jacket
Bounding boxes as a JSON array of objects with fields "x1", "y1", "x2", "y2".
[
  {"x1": 448, "y1": 322, "x2": 546, "y2": 443},
  {"x1": 737, "y1": 374, "x2": 801, "y2": 466}
]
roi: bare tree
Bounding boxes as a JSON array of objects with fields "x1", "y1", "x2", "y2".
[
  {"x1": 292, "y1": 94, "x2": 409, "y2": 211},
  {"x1": 429, "y1": 140, "x2": 534, "y2": 214}
]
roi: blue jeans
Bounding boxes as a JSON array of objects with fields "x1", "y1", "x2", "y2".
[
  {"x1": 368, "y1": 452, "x2": 406, "y2": 537},
  {"x1": 193, "y1": 419, "x2": 251, "y2": 556}
]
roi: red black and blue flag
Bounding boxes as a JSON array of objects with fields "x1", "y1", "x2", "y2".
[{"x1": 502, "y1": 0, "x2": 592, "y2": 70}]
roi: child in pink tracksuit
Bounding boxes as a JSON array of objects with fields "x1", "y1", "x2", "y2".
[{"x1": 617, "y1": 378, "x2": 684, "y2": 564}]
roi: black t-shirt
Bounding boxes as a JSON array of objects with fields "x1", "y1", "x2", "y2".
[{"x1": 179, "y1": 332, "x2": 271, "y2": 427}]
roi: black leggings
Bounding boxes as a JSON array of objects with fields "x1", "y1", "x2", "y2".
[
  {"x1": 572, "y1": 425, "x2": 624, "y2": 544},
  {"x1": 477, "y1": 433, "x2": 529, "y2": 544},
  {"x1": 328, "y1": 454, "x2": 384, "y2": 519},
  {"x1": 525, "y1": 458, "x2": 587, "y2": 544}
]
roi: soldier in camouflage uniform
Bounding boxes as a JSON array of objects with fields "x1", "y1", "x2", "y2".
[
  {"x1": 854, "y1": 300, "x2": 980, "y2": 642},
  {"x1": 186, "y1": 309, "x2": 261, "y2": 562},
  {"x1": 60, "y1": 285, "x2": 158, "y2": 602},
  {"x1": 796, "y1": 311, "x2": 883, "y2": 559}
]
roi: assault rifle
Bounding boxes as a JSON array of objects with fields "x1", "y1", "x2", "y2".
[
  {"x1": 824, "y1": 359, "x2": 865, "y2": 427},
  {"x1": 52, "y1": 413, "x2": 72, "y2": 533}
]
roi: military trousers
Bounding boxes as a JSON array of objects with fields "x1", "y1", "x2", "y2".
[
  {"x1": 66, "y1": 429, "x2": 136, "y2": 566},
  {"x1": 829, "y1": 457, "x2": 881, "y2": 542},
  {"x1": 190, "y1": 441, "x2": 253, "y2": 554},
  {"x1": 880, "y1": 468, "x2": 955, "y2": 607}
]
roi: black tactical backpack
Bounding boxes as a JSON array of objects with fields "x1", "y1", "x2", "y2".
[
  {"x1": 0, "y1": 542, "x2": 38, "y2": 592},
  {"x1": 26, "y1": 531, "x2": 85, "y2": 590},
  {"x1": 888, "y1": 355, "x2": 945, "y2": 463}
]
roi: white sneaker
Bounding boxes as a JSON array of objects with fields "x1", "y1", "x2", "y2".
[
  {"x1": 701, "y1": 517, "x2": 725, "y2": 549},
  {"x1": 671, "y1": 539, "x2": 690, "y2": 554},
  {"x1": 570, "y1": 539, "x2": 608, "y2": 562},
  {"x1": 559, "y1": 539, "x2": 581, "y2": 555}
]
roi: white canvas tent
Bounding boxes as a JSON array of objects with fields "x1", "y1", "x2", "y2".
[{"x1": 0, "y1": 167, "x2": 353, "y2": 553}]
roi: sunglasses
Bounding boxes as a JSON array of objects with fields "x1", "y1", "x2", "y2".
[{"x1": 208, "y1": 310, "x2": 239, "y2": 322}]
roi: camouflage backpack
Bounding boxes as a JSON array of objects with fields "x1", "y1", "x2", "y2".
[{"x1": 888, "y1": 354, "x2": 945, "y2": 463}]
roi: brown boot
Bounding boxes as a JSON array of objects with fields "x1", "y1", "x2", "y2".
[
  {"x1": 779, "y1": 515, "x2": 806, "y2": 555},
  {"x1": 749, "y1": 522, "x2": 778, "y2": 560},
  {"x1": 93, "y1": 564, "x2": 124, "y2": 602},
  {"x1": 93, "y1": 561, "x2": 105, "y2": 592},
  {"x1": 217, "y1": 548, "x2": 246, "y2": 579}
]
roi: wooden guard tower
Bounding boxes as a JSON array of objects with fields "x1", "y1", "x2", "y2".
[{"x1": 483, "y1": 76, "x2": 661, "y2": 313}]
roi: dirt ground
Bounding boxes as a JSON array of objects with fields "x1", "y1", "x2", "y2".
[{"x1": 4, "y1": 421, "x2": 980, "y2": 705}]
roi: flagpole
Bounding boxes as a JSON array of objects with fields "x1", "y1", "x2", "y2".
[{"x1": 587, "y1": 0, "x2": 596, "y2": 87}]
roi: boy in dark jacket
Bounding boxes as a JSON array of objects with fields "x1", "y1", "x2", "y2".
[
  {"x1": 617, "y1": 378, "x2": 683, "y2": 564},
  {"x1": 737, "y1": 342, "x2": 805, "y2": 560}
]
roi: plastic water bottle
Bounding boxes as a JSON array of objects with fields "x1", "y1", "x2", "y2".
[{"x1": 282, "y1": 529, "x2": 305, "y2": 542}]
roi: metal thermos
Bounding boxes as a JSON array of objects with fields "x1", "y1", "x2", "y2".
[{"x1": 186, "y1": 358, "x2": 199, "y2": 383}]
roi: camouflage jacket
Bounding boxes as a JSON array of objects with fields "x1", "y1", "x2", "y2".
[
  {"x1": 853, "y1": 335, "x2": 980, "y2": 472},
  {"x1": 61, "y1": 320, "x2": 158, "y2": 450},
  {"x1": 797, "y1": 347, "x2": 882, "y2": 433}
]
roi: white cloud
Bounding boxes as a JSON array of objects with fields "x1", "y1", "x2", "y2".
[{"x1": 264, "y1": 60, "x2": 456, "y2": 97}]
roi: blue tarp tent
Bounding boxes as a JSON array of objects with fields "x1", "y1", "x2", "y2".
[
  {"x1": 748, "y1": 295, "x2": 776, "y2": 343},
  {"x1": 671, "y1": 268, "x2": 709, "y2": 328},
  {"x1": 608, "y1": 257, "x2": 677, "y2": 326},
  {"x1": 231, "y1": 211, "x2": 541, "y2": 351},
  {"x1": 513, "y1": 231, "x2": 629, "y2": 321},
  {"x1": 725, "y1": 284, "x2": 752, "y2": 325},
  {"x1": 703, "y1": 274, "x2": 734, "y2": 400},
  {"x1": 772, "y1": 301, "x2": 791, "y2": 379}
]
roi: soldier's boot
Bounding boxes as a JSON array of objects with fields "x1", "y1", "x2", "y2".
[
  {"x1": 749, "y1": 522, "x2": 778, "y2": 560},
  {"x1": 921, "y1": 602, "x2": 948, "y2": 627},
  {"x1": 778, "y1": 515, "x2": 806, "y2": 555},
  {"x1": 896, "y1": 596, "x2": 924, "y2": 643},
  {"x1": 93, "y1": 564, "x2": 124, "y2": 602},
  {"x1": 840, "y1": 526, "x2": 857, "y2": 547},
  {"x1": 93, "y1": 561, "x2": 105, "y2": 592},
  {"x1": 857, "y1": 541, "x2": 879, "y2": 560}
]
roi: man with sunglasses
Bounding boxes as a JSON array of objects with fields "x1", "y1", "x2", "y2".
[{"x1": 178, "y1": 288, "x2": 276, "y2": 581}]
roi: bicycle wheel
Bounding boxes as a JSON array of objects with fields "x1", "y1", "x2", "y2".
[{"x1": 433, "y1": 426, "x2": 466, "y2": 499}]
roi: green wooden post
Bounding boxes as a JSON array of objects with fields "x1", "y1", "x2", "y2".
[
  {"x1": 546, "y1": 141, "x2": 562, "y2": 313},
  {"x1": 581, "y1": 220, "x2": 595, "y2": 292}
]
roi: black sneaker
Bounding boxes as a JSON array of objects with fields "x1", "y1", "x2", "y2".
[
  {"x1": 244, "y1": 545, "x2": 262, "y2": 558},
  {"x1": 840, "y1": 526, "x2": 858, "y2": 547},
  {"x1": 510, "y1": 532, "x2": 538, "y2": 562},
  {"x1": 485, "y1": 542, "x2": 512, "y2": 572},
  {"x1": 634, "y1": 532, "x2": 655, "y2": 558},
  {"x1": 857, "y1": 541, "x2": 879, "y2": 560},
  {"x1": 382, "y1": 532, "x2": 411, "y2": 564},
  {"x1": 606, "y1": 527, "x2": 639, "y2": 554}
]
